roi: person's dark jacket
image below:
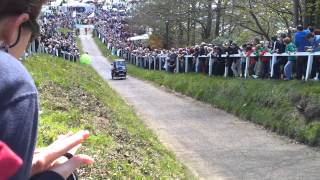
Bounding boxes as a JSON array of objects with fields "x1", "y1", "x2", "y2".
[
  {"x1": 199, "y1": 47, "x2": 206, "y2": 56},
  {"x1": 273, "y1": 40, "x2": 286, "y2": 53},
  {"x1": 169, "y1": 53, "x2": 177, "y2": 65},
  {"x1": 0, "y1": 51, "x2": 38, "y2": 180},
  {"x1": 226, "y1": 46, "x2": 239, "y2": 56},
  {"x1": 0, "y1": 50, "x2": 65, "y2": 180}
]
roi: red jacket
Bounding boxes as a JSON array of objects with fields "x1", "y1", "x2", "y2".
[
  {"x1": 0, "y1": 141, "x2": 23, "y2": 179},
  {"x1": 259, "y1": 50, "x2": 270, "y2": 62},
  {"x1": 246, "y1": 50, "x2": 257, "y2": 65}
]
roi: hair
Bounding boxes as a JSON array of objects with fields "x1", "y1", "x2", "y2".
[
  {"x1": 306, "y1": 32, "x2": 314, "y2": 40},
  {"x1": 283, "y1": 37, "x2": 291, "y2": 44},
  {"x1": 253, "y1": 38, "x2": 260, "y2": 45},
  {"x1": 280, "y1": 33, "x2": 287, "y2": 39},
  {"x1": 309, "y1": 26, "x2": 314, "y2": 33},
  {"x1": 0, "y1": 0, "x2": 47, "y2": 21},
  {"x1": 297, "y1": 25, "x2": 304, "y2": 31},
  {"x1": 245, "y1": 45, "x2": 252, "y2": 51}
]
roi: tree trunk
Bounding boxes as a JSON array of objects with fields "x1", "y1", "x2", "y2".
[
  {"x1": 178, "y1": 23, "x2": 184, "y2": 46},
  {"x1": 191, "y1": 2, "x2": 196, "y2": 45},
  {"x1": 193, "y1": 20, "x2": 196, "y2": 45},
  {"x1": 187, "y1": 16, "x2": 191, "y2": 45},
  {"x1": 202, "y1": 0, "x2": 214, "y2": 41},
  {"x1": 293, "y1": 0, "x2": 301, "y2": 26},
  {"x1": 214, "y1": 0, "x2": 222, "y2": 38},
  {"x1": 221, "y1": 11, "x2": 225, "y2": 36},
  {"x1": 165, "y1": 21, "x2": 169, "y2": 49}
]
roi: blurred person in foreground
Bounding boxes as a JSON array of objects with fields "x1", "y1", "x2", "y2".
[{"x1": 0, "y1": 0, "x2": 94, "y2": 179}]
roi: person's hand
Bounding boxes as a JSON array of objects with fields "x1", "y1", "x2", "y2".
[
  {"x1": 31, "y1": 130, "x2": 94, "y2": 179},
  {"x1": 307, "y1": 48, "x2": 313, "y2": 52}
]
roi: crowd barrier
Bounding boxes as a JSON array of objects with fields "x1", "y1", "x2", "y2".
[
  {"x1": 23, "y1": 40, "x2": 80, "y2": 62},
  {"x1": 95, "y1": 30, "x2": 320, "y2": 81}
]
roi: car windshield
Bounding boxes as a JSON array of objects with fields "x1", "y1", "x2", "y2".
[{"x1": 116, "y1": 61, "x2": 126, "y2": 67}]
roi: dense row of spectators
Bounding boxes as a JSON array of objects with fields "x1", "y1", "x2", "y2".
[
  {"x1": 33, "y1": 13, "x2": 80, "y2": 61},
  {"x1": 95, "y1": 6, "x2": 320, "y2": 80},
  {"x1": 94, "y1": 8, "x2": 133, "y2": 50}
]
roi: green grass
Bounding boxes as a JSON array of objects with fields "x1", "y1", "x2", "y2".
[
  {"x1": 25, "y1": 54, "x2": 193, "y2": 179},
  {"x1": 94, "y1": 37, "x2": 320, "y2": 147},
  {"x1": 58, "y1": 28, "x2": 73, "y2": 35},
  {"x1": 94, "y1": 37, "x2": 118, "y2": 61},
  {"x1": 76, "y1": 36, "x2": 84, "y2": 55}
]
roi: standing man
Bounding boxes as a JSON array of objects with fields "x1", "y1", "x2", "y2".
[
  {"x1": 272, "y1": 34, "x2": 287, "y2": 79},
  {"x1": 294, "y1": 25, "x2": 308, "y2": 80}
]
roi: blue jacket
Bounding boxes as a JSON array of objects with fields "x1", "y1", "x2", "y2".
[
  {"x1": 312, "y1": 35, "x2": 320, "y2": 52},
  {"x1": 0, "y1": 51, "x2": 38, "y2": 179},
  {"x1": 0, "y1": 51, "x2": 63, "y2": 180},
  {"x1": 294, "y1": 31, "x2": 308, "y2": 52}
]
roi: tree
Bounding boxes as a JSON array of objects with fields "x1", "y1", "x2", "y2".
[
  {"x1": 214, "y1": 0, "x2": 222, "y2": 38},
  {"x1": 129, "y1": 0, "x2": 319, "y2": 48},
  {"x1": 293, "y1": 0, "x2": 302, "y2": 26}
]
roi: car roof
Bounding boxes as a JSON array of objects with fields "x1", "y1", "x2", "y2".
[{"x1": 115, "y1": 59, "x2": 126, "y2": 62}]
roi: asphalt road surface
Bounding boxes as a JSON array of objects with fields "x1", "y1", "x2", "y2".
[{"x1": 81, "y1": 34, "x2": 320, "y2": 180}]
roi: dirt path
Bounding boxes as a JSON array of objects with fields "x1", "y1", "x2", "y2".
[{"x1": 81, "y1": 34, "x2": 320, "y2": 180}]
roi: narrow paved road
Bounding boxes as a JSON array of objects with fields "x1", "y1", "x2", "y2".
[{"x1": 81, "y1": 34, "x2": 320, "y2": 180}]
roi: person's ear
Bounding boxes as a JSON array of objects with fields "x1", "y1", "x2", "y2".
[{"x1": 1, "y1": 13, "x2": 29, "y2": 45}]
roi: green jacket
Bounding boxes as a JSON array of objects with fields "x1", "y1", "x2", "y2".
[{"x1": 286, "y1": 43, "x2": 297, "y2": 61}]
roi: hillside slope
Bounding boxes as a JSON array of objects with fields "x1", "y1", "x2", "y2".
[{"x1": 25, "y1": 54, "x2": 192, "y2": 179}]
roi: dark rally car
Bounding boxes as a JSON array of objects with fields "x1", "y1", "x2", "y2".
[{"x1": 111, "y1": 59, "x2": 127, "y2": 80}]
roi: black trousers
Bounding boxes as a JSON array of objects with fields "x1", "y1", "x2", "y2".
[
  {"x1": 296, "y1": 56, "x2": 308, "y2": 80},
  {"x1": 241, "y1": 61, "x2": 246, "y2": 77},
  {"x1": 260, "y1": 61, "x2": 270, "y2": 79},
  {"x1": 273, "y1": 57, "x2": 287, "y2": 79},
  {"x1": 225, "y1": 58, "x2": 234, "y2": 77},
  {"x1": 311, "y1": 56, "x2": 320, "y2": 79},
  {"x1": 213, "y1": 58, "x2": 225, "y2": 76}
]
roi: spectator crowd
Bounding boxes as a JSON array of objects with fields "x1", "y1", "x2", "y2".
[
  {"x1": 94, "y1": 6, "x2": 320, "y2": 81},
  {"x1": 32, "y1": 13, "x2": 81, "y2": 61}
]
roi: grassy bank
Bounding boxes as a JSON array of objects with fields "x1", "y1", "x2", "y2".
[
  {"x1": 76, "y1": 37, "x2": 84, "y2": 54},
  {"x1": 25, "y1": 54, "x2": 192, "y2": 179},
  {"x1": 94, "y1": 37, "x2": 320, "y2": 146},
  {"x1": 94, "y1": 37, "x2": 118, "y2": 61},
  {"x1": 58, "y1": 28, "x2": 73, "y2": 35}
]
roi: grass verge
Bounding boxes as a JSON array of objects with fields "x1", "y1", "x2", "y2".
[
  {"x1": 25, "y1": 54, "x2": 193, "y2": 179},
  {"x1": 94, "y1": 37, "x2": 320, "y2": 147},
  {"x1": 94, "y1": 37, "x2": 118, "y2": 61},
  {"x1": 76, "y1": 36, "x2": 84, "y2": 55},
  {"x1": 58, "y1": 28, "x2": 73, "y2": 35}
]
